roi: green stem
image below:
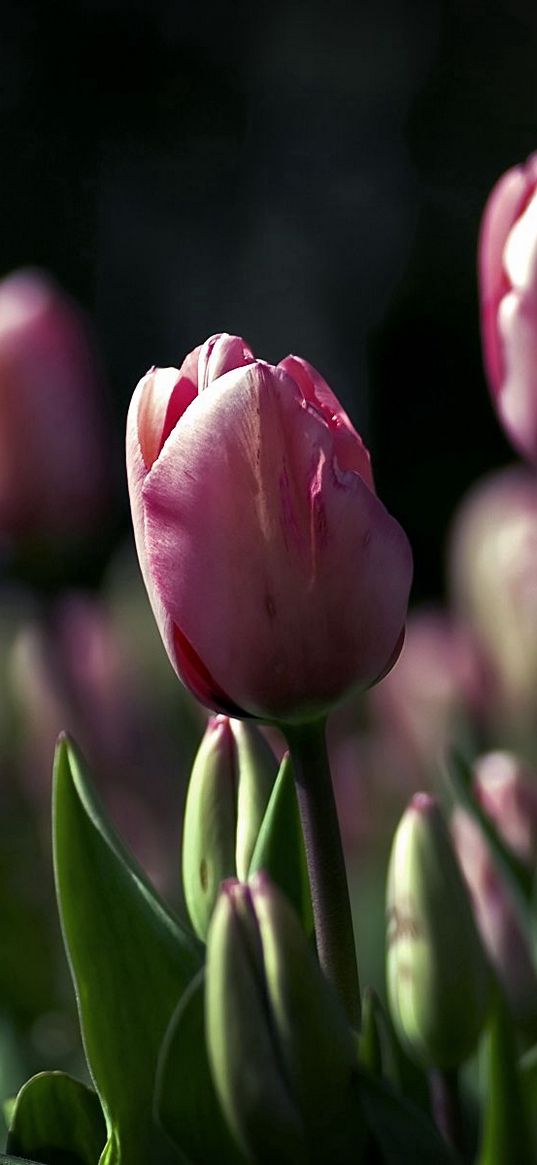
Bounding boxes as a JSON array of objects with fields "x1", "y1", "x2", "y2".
[{"x1": 283, "y1": 718, "x2": 361, "y2": 1028}]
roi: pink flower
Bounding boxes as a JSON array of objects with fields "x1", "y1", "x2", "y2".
[
  {"x1": 126, "y1": 333, "x2": 412, "y2": 722},
  {"x1": 473, "y1": 751, "x2": 537, "y2": 869},
  {"x1": 479, "y1": 154, "x2": 537, "y2": 461},
  {"x1": 0, "y1": 269, "x2": 110, "y2": 538},
  {"x1": 449, "y1": 464, "x2": 537, "y2": 733},
  {"x1": 452, "y1": 808, "x2": 537, "y2": 1027},
  {"x1": 371, "y1": 607, "x2": 488, "y2": 780}
]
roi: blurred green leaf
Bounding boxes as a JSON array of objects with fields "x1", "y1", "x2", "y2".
[
  {"x1": 358, "y1": 1069, "x2": 460, "y2": 1164},
  {"x1": 52, "y1": 736, "x2": 202, "y2": 1165},
  {"x1": 477, "y1": 993, "x2": 533, "y2": 1165},
  {"x1": 155, "y1": 969, "x2": 246, "y2": 1164},
  {"x1": 6, "y1": 1071, "x2": 105, "y2": 1165},
  {"x1": 520, "y1": 1042, "x2": 537, "y2": 1157},
  {"x1": 248, "y1": 754, "x2": 312, "y2": 932},
  {"x1": 357, "y1": 988, "x2": 383, "y2": 1077}
]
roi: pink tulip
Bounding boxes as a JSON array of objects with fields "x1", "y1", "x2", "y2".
[
  {"x1": 126, "y1": 333, "x2": 412, "y2": 722},
  {"x1": 0, "y1": 269, "x2": 110, "y2": 538},
  {"x1": 449, "y1": 464, "x2": 537, "y2": 734},
  {"x1": 473, "y1": 751, "x2": 537, "y2": 869},
  {"x1": 479, "y1": 153, "x2": 537, "y2": 461},
  {"x1": 370, "y1": 607, "x2": 488, "y2": 780},
  {"x1": 452, "y1": 808, "x2": 537, "y2": 1027}
]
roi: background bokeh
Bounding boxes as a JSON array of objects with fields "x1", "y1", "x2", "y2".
[{"x1": 2, "y1": 0, "x2": 536, "y2": 599}]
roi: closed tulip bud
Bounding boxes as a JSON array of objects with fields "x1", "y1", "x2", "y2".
[
  {"x1": 206, "y1": 873, "x2": 361, "y2": 1165},
  {"x1": 452, "y1": 807, "x2": 537, "y2": 1027},
  {"x1": 479, "y1": 153, "x2": 537, "y2": 462},
  {"x1": 182, "y1": 716, "x2": 278, "y2": 939},
  {"x1": 0, "y1": 269, "x2": 110, "y2": 541},
  {"x1": 387, "y1": 793, "x2": 491, "y2": 1069},
  {"x1": 449, "y1": 465, "x2": 537, "y2": 734},
  {"x1": 126, "y1": 334, "x2": 412, "y2": 722}
]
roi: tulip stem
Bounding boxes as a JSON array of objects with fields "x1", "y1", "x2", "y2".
[
  {"x1": 284, "y1": 718, "x2": 361, "y2": 1028},
  {"x1": 429, "y1": 1068, "x2": 465, "y2": 1156}
]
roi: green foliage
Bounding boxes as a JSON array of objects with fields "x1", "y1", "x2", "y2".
[
  {"x1": 248, "y1": 754, "x2": 312, "y2": 932},
  {"x1": 155, "y1": 969, "x2": 246, "y2": 1164},
  {"x1": 52, "y1": 736, "x2": 202, "y2": 1165},
  {"x1": 357, "y1": 1070, "x2": 460, "y2": 1164},
  {"x1": 477, "y1": 993, "x2": 533, "y2": 1165},
  {"x1": 6, "y1": 1071, "x2": 105, "y2": 1165}
]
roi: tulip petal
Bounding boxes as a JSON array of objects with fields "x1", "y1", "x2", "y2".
[
  {"x1": 279, "y1": 354, "x2": 374, "y2": 485},
  {"x1": 142, "y1": 362, "x2": 412, "y2": 721},
  {"x1": 198, "y1": 333, "x2": 255, "y2": 391},
  {"x1": 479, "y1": 154, "x2": 537, "y2": 398},
  {"x1": 172, "y1": 623, "x2": 248, "y2": 717}
]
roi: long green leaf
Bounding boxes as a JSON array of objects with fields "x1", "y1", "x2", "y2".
[
  {"x1": 52, "y1": 736, "x2": 202, "y2": 1165},
  {"x1": 6, "y1": 1071, "x2": 105, "y2": 1165}
]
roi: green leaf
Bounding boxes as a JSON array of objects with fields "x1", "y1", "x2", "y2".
[
  {"x1": 358, "y1": 1070, "x2": 460, "y2": 1164},
  {"x1": 248, "y1": 754, "x2": 312, "y2": 932},
  {"x1": 155, "y1": 969, "x2": 246, "y2": 1165},
  {"x1": 6, "y1": 1071, "x2": 106, "y2": 1165},
  {"x1": 520, "y1": 1042, "x2": 537, "y2": 1158},
  {"x1": 52, "y1": 736, "x2": 202, "y2": 1165},
  {"x1": 357, "y1": 988, "x2": 383, "y2": 1077},
  {"x1": 477, "y1": 992, "x2": 533, "y2": 1165}
]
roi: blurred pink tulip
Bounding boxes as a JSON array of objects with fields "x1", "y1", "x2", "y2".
[
  {"x1": 0, "y1": 269, "x2": 110, "y2": 539},
  {"x1": 452, "y1": 808, "x2": 537, "y2": 1027},
  {"x1": 479, "y1": 153, "x2": 537, "y2": 461},
  {"x1": 10, "y1": 593, "x2": 180, "y2": 891},
  {"x1": 449, "y1": 465, "x2": 537, "y2": 735},
  {"x1": 126, "y1": 333, "x2": 412, "y2": 722},
  {"x1": 370, "y1": 607, "x2": 488, "y2": 780},
  {"x1": 473, "y1": 751, "x2": 537, "y2": 869}
]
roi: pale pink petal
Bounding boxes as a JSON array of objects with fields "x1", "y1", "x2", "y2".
[
  {"x1": 497, "y1": 289, "x2": 537, "y2": 461},
  {"x1": 197, "y1": 333, "x2": 255, "y2": 391},
  {"x1": 479, "y1": 164, "x2": 531, "y2": 394}
]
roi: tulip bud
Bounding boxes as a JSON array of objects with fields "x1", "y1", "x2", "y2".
[
  {"x1": 182, "y1": 717, "x2": 278, "y2": 940},
  {"x1": 452, "y1": 807, "x2": 537, "y2": 1028},
  {"x1": 386, "y1": 793, "x2": 491, "y2": 1069},
  {"x1": 126, "y1": 334, "x2": 412, "y2": 721},
  {"x1": 449, "y1": 465, "x2": 537, "y2": 736},
  {"x1": 206, "y1": 873, "x2": 361, "y2": 1165},
  {"x1": 479, "y1": 153, "x2": 537, "y2": 462},
  {"x1": 0, "y1": 269, "x2": 111, "y2": 542}
]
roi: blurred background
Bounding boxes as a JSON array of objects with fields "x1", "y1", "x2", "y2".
[
  {"x1": 2, "y1": 0, "x2": 537, "y2": 1132},
  {"x1": 2, "y1": 0, "x2": 536, "y2": 596}
]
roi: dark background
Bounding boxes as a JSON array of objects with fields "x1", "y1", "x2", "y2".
[{"x1": 1, "y1": 0, "x2": 536, "y2": 599}]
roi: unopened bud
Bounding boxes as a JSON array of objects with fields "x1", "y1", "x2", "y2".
[
  {"x1": 206, "y1": 873, "x2": 362, "y2": 1164},
  {"x1": 387, "y1": 793, "x2": 491, "y2": 1068},
  {"x1": 182, "y1": 717, "x2": 276, "y2": 940}
]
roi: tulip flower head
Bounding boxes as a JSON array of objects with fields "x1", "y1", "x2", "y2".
[
  {"x1": 127, "y1": 334, "x2": 412, "y2": 723},
  {"x1": 479, "y1": 153, "x2": 537, "y2": 461}
]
